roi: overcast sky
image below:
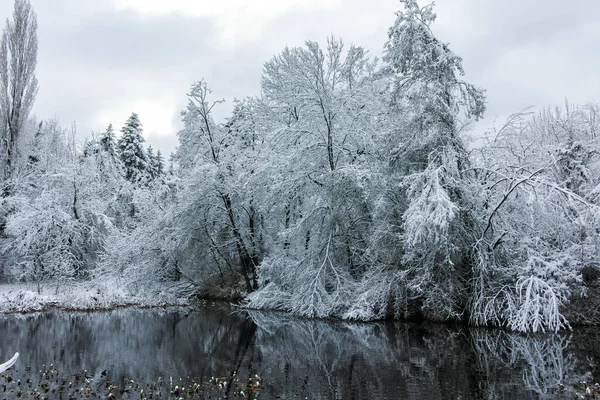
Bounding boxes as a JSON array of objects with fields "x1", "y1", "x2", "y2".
[{"x1": 1, "y1": 0, "x2": 599, "y2": 155}]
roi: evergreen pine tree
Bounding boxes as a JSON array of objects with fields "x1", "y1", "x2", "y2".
[
  {"x1": 99, "y1": 124, "x2": 117, "y2": 155},
  {"x1": 118, "y1": 113, "x2": 148, "y2": 183},
  {"x1": 146, "y1": 145, "x2": 156, "y2": 178},
  {"x1": 155, "y1": 150, "x2": 164, "y2": 176}
]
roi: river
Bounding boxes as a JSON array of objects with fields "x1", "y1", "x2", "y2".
[{"x1": 0, "y1": 304, "x2": 597, "y2": 399}]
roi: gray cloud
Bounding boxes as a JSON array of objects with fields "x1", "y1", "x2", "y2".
[
  {"x1": 26, "y1": 1, "x2": 221, "y2": 154},
  {"x1": 1, "y1": 0, "x2": 598, "y2": 155},
  {"x1": 432, "y1": 0, "x2": 600, "y2": 134}
]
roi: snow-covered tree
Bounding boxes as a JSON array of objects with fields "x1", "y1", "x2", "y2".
[
  {"x1": 472, "y1": 102, "x2": 600, "y2": 332},
  {"x1": 94, "y1": 124, "x2": 122, "y2": 183},
  {"x1": 372, "y1": 0, "x2": 487, "y2": 320},
  {"x1": 246, "y1": 36, "x2": 384, "y2": 317},
  {"x1": 1, "y1": 121, "x2": 114, "y2": 291},
  {"x1": 118, "y1": 113, "x2": 148, "y2": 183},
  {"x1": 99, "y1": 124, "x2": 117, "y2": 155},
  {"x1": 176, "y1": 81, "x2": 223, "y2": 171},
  {"x1": 0, "y1": 0, "x2": 38, "y2": 183},
  {"x1": 104, "y1": 82, "x2": 265, "y2": 297},
  {"x1": 146, "y1": 145, "x2": 157, "y2": 178},
  {"x1": 174, "y1": 82, "x2": 261, "y2": 293},
  {"x1": 144, "y1": 146, "x2": 165, "y2": 180},
  {"x1": 154, "y1": 149, "x2": 164, "y2": 177}
]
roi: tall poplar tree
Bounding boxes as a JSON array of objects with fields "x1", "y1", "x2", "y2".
[{"x1": 0, "y1": 0, "x2": 38, "y2": 184}]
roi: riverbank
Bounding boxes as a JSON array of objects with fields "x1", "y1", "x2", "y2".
[{"x1": 0, "y1": 279, "x2": 189, "y2": 314}]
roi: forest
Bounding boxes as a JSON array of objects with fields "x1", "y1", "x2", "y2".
[{"x1": 0, "y1": 0, "x2": 598, "y2": 333}]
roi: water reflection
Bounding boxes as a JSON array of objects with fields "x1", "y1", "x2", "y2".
[{"x1": 0, "y1": 305, "x2": 597, "y2": 399}]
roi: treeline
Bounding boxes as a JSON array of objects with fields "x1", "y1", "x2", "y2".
[{"x1": 1, "y1": 0, "x2": 598, "y2": 332}]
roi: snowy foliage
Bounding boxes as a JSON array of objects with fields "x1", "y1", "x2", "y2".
[
  {"x1": 467, "y1": 102, "x2": 600, "y2": 331},
  {"x1": 98, "y1": 1, "x2": 596, "y2": 331},
  {"x1": 244, "y1": 36, "x2": 385, "y2": 318},
  {"x1": 0, "y1": 0, "x2": 38, "y2": 182},
  {"x1": 1, "y1": 122, "x2": 114, "y2": 290},
  {"x1": 118, "y1": 113, "x2": 149, "y2": 183},
  {"x1": 0, "y1": 0, "x2": 597, "y2": 332}
]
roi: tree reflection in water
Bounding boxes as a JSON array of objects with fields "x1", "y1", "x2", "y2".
[{"x1": 0, "y1": 305, "x2": 596, "y2": 399}]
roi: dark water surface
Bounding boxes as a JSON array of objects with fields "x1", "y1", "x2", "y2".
[{"x1": 0, "y1": 304, "x2": 598, "y2": 399}]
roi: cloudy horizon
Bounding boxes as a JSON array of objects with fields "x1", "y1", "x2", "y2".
[{"x1": 1, "y1": 0, "x2": 598, "y2": 156}]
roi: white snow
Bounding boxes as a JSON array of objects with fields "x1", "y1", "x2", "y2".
[{"x1": 0, "y1": 279, "x2": 188, "y2": 314}]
